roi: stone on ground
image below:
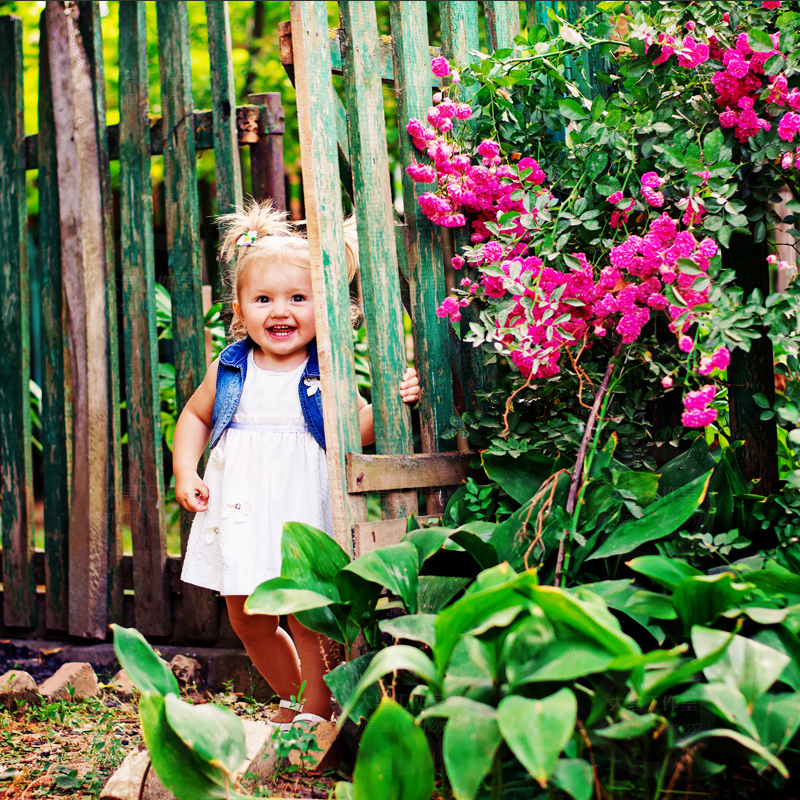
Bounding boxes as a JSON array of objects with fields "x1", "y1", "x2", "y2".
[
  {"x1": 168, "y1": 655, "x2": 206, "y2": 692},
  {"x1": 107, "y1": 668, "x2": 135, "y2": 700},
  {"x1": 287, "y1": 720, "x2": 350, "y2": 772},
  {"x1": 38, "y1": 662, "x2": 100, "y2": 702},
  {"x1": 0, "y1": 670, "x2": 39, "y2": 707}
]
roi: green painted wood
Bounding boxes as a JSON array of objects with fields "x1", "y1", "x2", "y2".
[
  {"x1": 37, "y1": 8, "x2": 69, "y2": 632},
  {"x1": 485, "y1": 1, "x2": 521, "y2": 51},
  {"x1": 0, "y1": 14, "x2": 36, "y2": 628},
  {"x1": 340, "y1": 0, "x2": 416, "y2": 521},
  {"x1": 390, "y1": 1, "x2": 455, "y2": 515},
  {"x1": 77, "y1": 0, "x2": 124, "y2": 629},
  {"x1": 440, "y1": 1, "x2": 497, "y2": 418},
  {"x1": 565, "y1": 1, "x2": 610, "y2": 100},
  {"x1": 45, "y1": 1, "x2": 110, "y2": 638},
  {"x1": 289, "y1": 1, "x2": 367, "y2": 552},
  {"x1": 119, "y1": 0, "x2": 171, "y2": 638},
  {"x1": 156, "y1": 0, "x2": 214, "y2": 639},
  {"x1": 206, "y1": 1, "x2": 242, "y2": 216}
]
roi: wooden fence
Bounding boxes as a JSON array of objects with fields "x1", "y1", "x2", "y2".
[{"x1": 0, "y1": 0, "x2": 620, "y2": 644}]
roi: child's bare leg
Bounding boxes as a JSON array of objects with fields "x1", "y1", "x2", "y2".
[
  {"x1": 225, "y1": 596, "x2": 302, "y2": 723},
  {"x1": 287, "y1": 615, "x2": 337, "y2": 720}
]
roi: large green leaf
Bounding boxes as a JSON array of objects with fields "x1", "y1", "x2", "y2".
[
  {"x1": 587, "y1": 470, "x2": 712, "y2": 561},
  {"x1": 741, "y1": 561, "x2": 800, "y2": 603},
  {"x1": 595, "y1": 713, "x2": 661, "y2": 739},
  {"x1": 675, "y1": 683, "x2": 758, "y2": 739},
  {"x1": 507, "y1": 639, "x2": 614, "y2": 685},
  {"x1": 626, "y1": 556, "x2": 702, "y2": 590},
  {"x1": 352, "y1": 698, "x2": 434, "y2": 800},
  {"x1": 752, "y1": 693, "x2": 800, "y2": 755},
  {"x1": 112, "y1": 625, "x2": 179, "y2": 696},
  {"x1": 616, "y1": 471, "x2": 660, "y2": 507},
  {"x1": 449, "y1": 529, "x2": 500, "y2": 571},
  {"x1": 419, "y1": 698, "x2": 501, "y2": 800},
  {"x1": 692, "y1": 626, "x2": 791, "y2": 704},
  {"x1": 164, "y1": 693, "x2": 246, "y2": 773},
  {"x1": 671, "y1": 573, "x2": 753, "y2": 633},
  {"x1": 676, "y1": 728, "x2": 788, "y2": 777},
  {"x1": 658, "y1": 435, "x2": 716, "y2": 495},
  {"x1": 343, "y1": 542, "x2": 420, "y2": 613},
  {"x1": 280, "y1": 521, "x2": 349, "y2": 598},
  {"x1": 139, "y1": 693, "x2": 249, "y2": 800},
  {"x1": 380, "y1": 614, "x2": 437, "y2": 647},
  {"x1": 753, "y1": 626, "x2": 800, "y2": 690},
  {"x1": 498, "y1": 690, "x2": 577, "y2": 788},
  {"x1": 552, "y1": 758, "x2": 593, "y2": 800},
  {"x1": 482, "y1": 450, "x2": 555, "y2": 504},
  {"x1": 245, "y1": 577, "x2": 336, "y2": 615},
  {"x1": 402, "y1": 527, "x2": 451, "y2": 564},
  {"x1": 624, "y1": 590, "x2": 677, "y2": 620},
  {"x1": 325, "y1": 651, "x2": 382, "y2": 725},
  {"x1": 338, "y1": 646, "x2": 441, "y2": 725},
  {"x1": 417, "y1": 576, "x2": 470, "y2": 613}
]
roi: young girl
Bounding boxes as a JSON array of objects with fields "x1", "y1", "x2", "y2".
[{"x1": 173, "y1": 201, "x2": 420, "y2": 728}]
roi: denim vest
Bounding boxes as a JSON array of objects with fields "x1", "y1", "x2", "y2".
[{"x1": 209, "y1": 337, "x2": 325, "y2": 451}]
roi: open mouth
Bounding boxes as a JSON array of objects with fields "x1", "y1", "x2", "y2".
[{"x1": 268, "y1": 325, "x2": 296, "y2": 339}]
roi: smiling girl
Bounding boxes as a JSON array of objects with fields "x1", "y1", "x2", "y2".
[{"x1": 172, "y1": 201, "x2": 419, "y2": 729}]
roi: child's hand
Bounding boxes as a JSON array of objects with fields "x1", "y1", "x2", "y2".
[
  {"x1": 175, "y1": 470, "x2": 210, "y2": 513},
  {"x1": 400, "y1": 368, "x2": 421, "y2": 404}
]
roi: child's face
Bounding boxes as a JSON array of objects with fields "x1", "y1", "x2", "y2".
[{"x1": 234, "y1": 261, "x2": 316, "y2": 368}]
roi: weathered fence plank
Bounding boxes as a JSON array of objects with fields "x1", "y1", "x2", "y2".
[
  {"x1": 347, "y1": 452, "x2": 474, "y2": 493},
  {"x1": 440, "y1": 1, "x2": 497, "y2": 419},
  {"x1": 46, "y1": 0, "x2": 110, "y2": 639},
  {"x1": 157, "y1": 0, "x2": 215, "y2": 640},
  {"x1": 290, "y1": 0, "x2": 367, "y2": 553},
  {"x1": 206, "y1": 0, "x2": 242, "y2": 217},
  {"x1": 390, "y1": 1, "x2": 455, "y2": 515},
  {"x1": 77, "y1": 0, "x2": 124, "y2": 628},
  {"x1": 37, "y1": 9, "x2": 70, "y2": 632},
  {"x1": 0, "y1": 14, "x2": 36, "y2": 629},
  {"x1": 340, "y1": 0, "x2": 417, "y2": 522},
  {"x1": 119, "y1": 0, "x2": 171, "y2": 638},
  {"x1": 249, "y1": 92, "x2": 286, "y2": 211},
  {"x1": 354, "y1": 516, "x2": 441, "y2": 557},
  {"x1": 484, "y1": 1, "x2": 521, "y2": 50}
]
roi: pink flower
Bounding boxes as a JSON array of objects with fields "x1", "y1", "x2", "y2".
[
  {"x1": 451, "y1": 255, "x2": 465, "y2": 270},
  {"x1": 518, "y1": 157, "x2": 546, "y2": 184},
  {"x1": 686, "y1": 21, "x2": 696, "y2": 31},
  {"x1": 608, "y1": 190, "x2": 623, "y2": 204},
  {"x1": 682, "y1": 407, "x2": 718, "y2": 428},
  {"x1": 763, "y1": 1, "x2": 782, "y2": 8},
  {"x1": 431, "y1": 56, "x2": 451, "y2": 78},
  {"x1": 783, "y1": 152, "x2": 795, "y2": 169},
  {"x1": 679, "y1": 335, "x2": 694, "y2": 353},
  {"x1": 778, "y1": 112, "x2": 800, "y2": 142},
  {"x1": 405, "y1": 162, "x2": 436, "y2": 183},
  {"x1": 712, "y1": 346, "x2": 731, "y2": 370},
  {"x1": 678, "y1": 35, "x2": 709, "y2": 68},
  {"x1": 662, "y1": 376, "x2": 674, "y2": 388},
  {"x1": 641, "y1": 172, "x2": 665, "y2": 189},
  {"x1": 437, "y1": 295, "x2": 461, "y2": 322},
  {"x1": 684, "y1": 385, "x2": 717, "y2": 411},
  {"x1": 454, "y1": 104, "x2": 472, "y2": 121},
  {"x1": 642, "y1": 187, "x2": 665, "y2": 207},
  {"x1": 477, "y1": 140, "x2": 500, "y2": 159},
  {"x1": 723, "y1": 12, "x2": 730, "y2": 23}
]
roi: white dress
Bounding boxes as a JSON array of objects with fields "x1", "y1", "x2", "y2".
[{"x1": 181, "y1": 350, "x2": 333, "y2": 595}]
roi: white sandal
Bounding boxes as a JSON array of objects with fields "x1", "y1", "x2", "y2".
[
  {"x1": 287, "y1": 712, "x2": 327, "y2": 730},
  {"x1": 268, "y1": 698, "x2": 305, "y2": 731}
]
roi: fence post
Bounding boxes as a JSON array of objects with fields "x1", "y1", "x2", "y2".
[
  {"x1": 157, "y1": 0, "x2": 216, "y2": 640},
  {"x1": 46, "y1": 0, "x2": 111, "y2": 638},
  {"x1": 37, "y1": 9, "x2": 70, "y2": 632},
  {"x1": 119, "y1": 0, "x2": 171, "y2": 638},
  {"x1": 390, "y1": 1, "x2": 455, "y2": 515},
  {"x1": 249, "y1": 92, "x2": 286, "y2": 212},
  {"x1": 484, "y1": 1, "x2": 521, "y2": 50},
  {"x1": 289, "y1": 1, "x2": 367, "y2": 554},
  {"x1": 76, "y1": 0, "x2": 125, "y2": 628},
  {"x1": 340, "y1": 0, "x2": 417, "y2": 523},
  {"x1": 0, "y1": 14, "x2": 36, "y2": 629}
]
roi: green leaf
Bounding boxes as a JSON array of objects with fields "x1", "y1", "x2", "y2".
[
  {"x1": 419, "y1": 698, "x2": 501, "y2": 800},
  {"x1": 658, "y1": 435, "x2": 717, "y2": 495},
  {"x1": 617, "y1": 472, "x2": 660, "y2": 506},
  {"x1": 595, "y1": 713, "x2": 661, "y2": 740},
  {"x1": 692, "y1": 626, "x2": 790, "y2": 704},
  {"x1": 591, "y1": 94, "x2": 606, "y2": 121},
  {"x1": 449, "y1": 528, "x2": 500, "y2": 571},
  {"x1": 748, "y1": 28, "x2": 775, "y2": 53},
  {"x1": 139, "y1": 694, "x2": 249, "y2": 800},
  {"x1": 343, "y1": 542, "x2": 420, "y2": 613},
  {"x1": 338, "y1": 646, "x2": 440, "y2": 725},
  {"x1": 626, "y1": 556, "x2": 703, "y2": 590},
  {"x1": 752, "y1": 693, "x2": 800, "y2": 755},
  {"x1": 587, "y1": 151, "x2": 608, "y2": 179},
  {"x1": 353, "y1": 698, "x2": 435, "y2": 800},
  {"x1": 764, "y1": 54, "x2": 785, "y2": 76},
  {"x1": 558, "y1": 98, "x2": 587, "y2": 121},
  {"x1": 703, "y1": 128, "x2": 724, "y2": 164},
  {"x1": 552, "y1": 759, "x2": 593, "y2": 800},
  {"x1": 164, "y1": 693, "x2": 246, "y2": 773},
  {"x1": 482, "y1": 450, "x2": 555, "y2": 504},
  {"x1": 402, "y1": 528, "x2": 450, "y2": 564},
  {"x1": 245, "y1": 577, "x2": 336, "y2": 615},
  {"x1": 671, "y1": 573, "x2": 752, "y2": 632},
  {"x1": 380, "y1": 614, "x2": 437, "y2": 647},
  {"x1": 280, "y1": 521, "x2": 349, "y2": 598},
  {"x1": 498, "y1": 690, "x2": 577, "y2": 788},
  {"x1": 676, "y1": 729, "x2": 788, "y2": 778},
  {"x1": 112, "y1": 625, "x2": 180, "y2": 696},
  {"x1": 507, "y1": 639, "x2": 614, "y2": 685},
  {"x1": 624, "y1": 590, "x2": 677, "y2": 620},
  {"x1": 587, "y1": 470, "x2": 712, "y2": 560},
  {"x1": 675, "y1": 683, "x2": 758, "y2": 739},
  {"x1": 417, "y1": 576, "x2": 470, "y2": 613},
  {"x1": 325, "y1": 651, "x2": 382, "y2": 725}
]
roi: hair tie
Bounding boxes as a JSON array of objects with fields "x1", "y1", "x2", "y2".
[{"x1": 236, "y1": 229, "x2": 259, "y2": 248}]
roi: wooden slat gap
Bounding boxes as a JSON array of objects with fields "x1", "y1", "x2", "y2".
[{"x1": 346, "y1": 451, "x2": 477, "y2": 493}]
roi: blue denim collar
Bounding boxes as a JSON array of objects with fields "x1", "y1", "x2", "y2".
[{"x1": 221, "y1": 336, "x2": 319, "y2": 373}]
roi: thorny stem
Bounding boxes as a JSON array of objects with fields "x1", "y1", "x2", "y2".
[{"x1": 554, "y1": 338, "x2": 625, "y2": 588}]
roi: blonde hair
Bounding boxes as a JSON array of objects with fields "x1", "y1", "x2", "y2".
[{"x1": 218, "y1": 199, "x2": 360, "y2": 339}]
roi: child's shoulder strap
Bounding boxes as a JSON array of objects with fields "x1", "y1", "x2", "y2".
[{"x1": 219, "y1": 337, "x2": 250, "y2": 369}]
